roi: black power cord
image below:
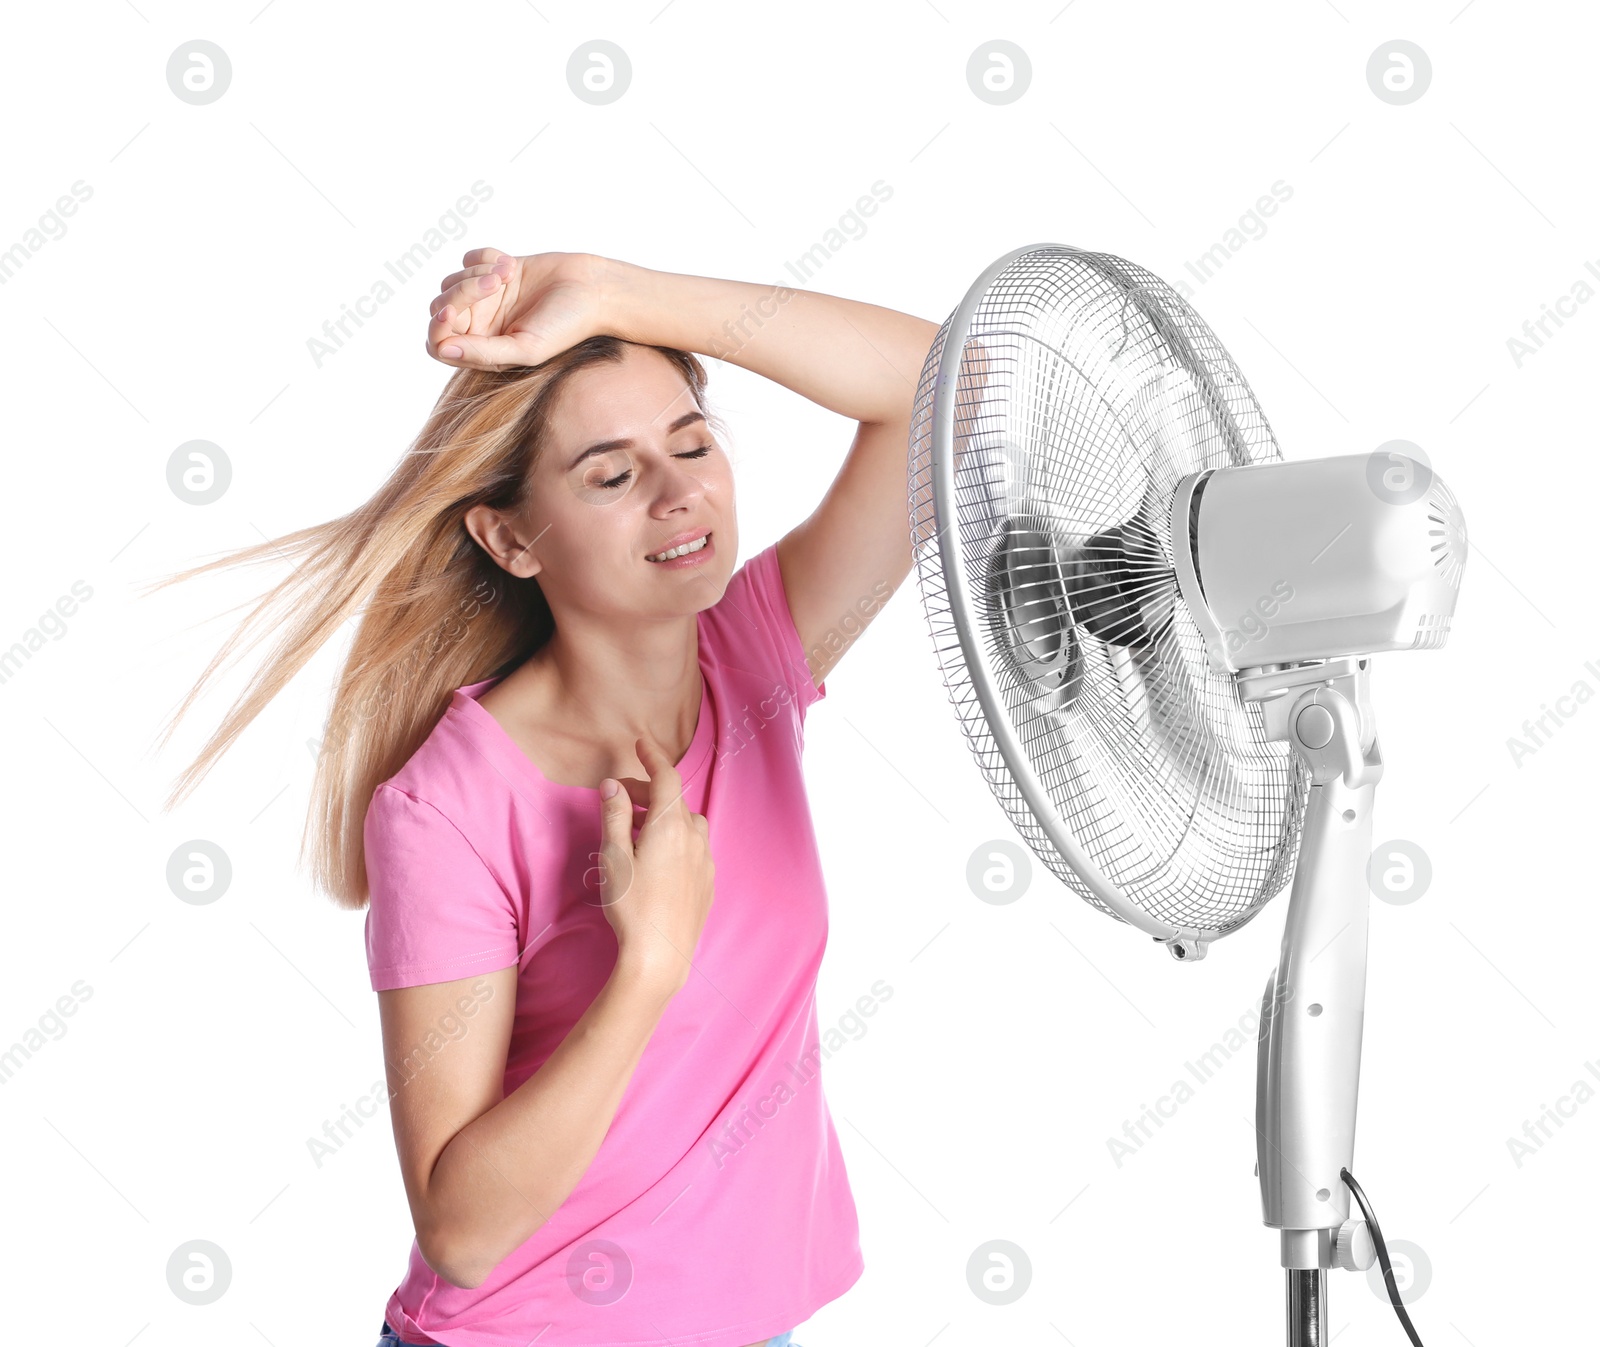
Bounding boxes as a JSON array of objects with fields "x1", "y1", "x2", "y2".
[{"x1": 1340, "y1": 1166, "x2": 1426, "y2": 1346}]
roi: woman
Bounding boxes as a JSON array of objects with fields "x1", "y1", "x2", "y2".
[{"x1": 155, "y1": 248, "x2": 936, "y2": 1346}]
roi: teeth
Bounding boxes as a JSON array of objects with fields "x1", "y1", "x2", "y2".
[{"x1": 647, "y1": 535, "x2": 708, "y2": 562}]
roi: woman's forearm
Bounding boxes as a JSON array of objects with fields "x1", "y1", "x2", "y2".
[
  {"x1": 598, "y1": 255, "x2": 938, "y2": 425},
  {"x1": 427, "y1": 956, "x2": 677, "y2": 1289}
]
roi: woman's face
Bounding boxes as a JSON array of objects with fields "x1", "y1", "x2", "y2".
[{"x1": 502, "y1": 344, "x2": 736, "y2": 622}]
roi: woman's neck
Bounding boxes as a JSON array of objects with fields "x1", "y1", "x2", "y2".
[{"x1": 481, "y1": 623, "x2": 704, "y2": 787}]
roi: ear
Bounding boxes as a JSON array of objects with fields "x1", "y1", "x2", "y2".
[{"x1": 464, "y1": 502, "x2": 544, "y2": 580}]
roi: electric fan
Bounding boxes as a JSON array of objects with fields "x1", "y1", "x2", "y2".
[{"x1": 908, "y1": 242, "x2": 1466, "y2": 1346}]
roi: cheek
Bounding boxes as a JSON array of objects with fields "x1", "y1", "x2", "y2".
[
  {"x1": 525, "y1": 488, "x2": 628, "y2": 582},
  {"x1": 703, "y1": 457, "x2": 735, "y2": 501}
]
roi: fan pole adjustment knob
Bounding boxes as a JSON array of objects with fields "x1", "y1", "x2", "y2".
[
  {"x1": 1333, "y1": 1218, "x2": 1376, "y2": 1272},
  {"x1": 1295, "y1": 704, "x2": 1337, "y2": 750}
]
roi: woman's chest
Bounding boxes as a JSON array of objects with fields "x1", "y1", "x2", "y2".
[{"x1": 501, "y1": 761, "x2": 831, "y2": 1063}]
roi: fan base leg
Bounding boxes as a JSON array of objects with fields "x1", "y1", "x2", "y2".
[{"x1": 1287, "y1": 1268, "x2": 1327, "y2": 1347}]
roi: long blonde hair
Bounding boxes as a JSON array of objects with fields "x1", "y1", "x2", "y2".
[{"x1": 146, "y1": 336, "x2": 721, "y2": 910}]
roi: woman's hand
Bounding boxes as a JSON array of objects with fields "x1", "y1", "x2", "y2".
[
  {"x1": 426, "y1": 248, "x2": 613, "y2": 371},
  {"x1": 593, "y1": 733, "x2": 715, "y2": 998}
]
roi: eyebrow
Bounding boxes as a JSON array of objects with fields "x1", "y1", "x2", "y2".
[{"x1": 566, "y1": 410, "x2": 707, "y2": 471}]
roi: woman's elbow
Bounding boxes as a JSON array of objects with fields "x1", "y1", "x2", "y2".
[{"x1": 419, "y1": 1225, "x2": 491, "y2": 1291}]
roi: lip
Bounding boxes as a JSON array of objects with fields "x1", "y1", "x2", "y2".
[{"x1": 645, "y1": 528, "x2": 715, "y2": 569}]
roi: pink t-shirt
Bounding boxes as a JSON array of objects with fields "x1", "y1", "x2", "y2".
[{"x1": 363, "y1": 541, "x2": 864, "y2": 1347}]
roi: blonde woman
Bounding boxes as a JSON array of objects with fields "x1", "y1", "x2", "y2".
[{"x1": 157, "y1": 249, "x2": 935, "y2": 1346}]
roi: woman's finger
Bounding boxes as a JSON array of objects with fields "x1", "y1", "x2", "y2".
[
  {"x1": 432, "y1": 257, "x2": 514, "y2": 310},
  {"x1": 430, "y1": 267, "x2": 499, "y2": 317},
  {"x1": 427, "y1": 301, "x2": 470, "y2": 348},
  {"x1": 613, "y1": 775, "x2": 651, "y2": 810},
  {"x1": 460, "y1": 245, "x2": 512, "y2": 272},
  {"x1": 429, "y1": 330, "x2": 528, "y2": 368},
  {"x1": 636, "y1": 735, "x2": 687, "y2": 824},
  {"x1": 427, "y1": 274, "x2": 515, "y2": 346},
  {"x1": 430, "y1": 270, "x2": 506, "y2": 328}
]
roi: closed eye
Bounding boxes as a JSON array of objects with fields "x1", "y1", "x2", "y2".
[{"x1": 598, "y1": 444, "x2": 713, "y2": 490}]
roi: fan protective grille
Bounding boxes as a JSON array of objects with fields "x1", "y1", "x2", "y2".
[{"x1": 908, "y1": 245, "x2": 1309, "y2": 940}]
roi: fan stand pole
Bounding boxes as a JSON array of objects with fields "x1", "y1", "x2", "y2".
[
  {"x1": 1287, "y1": 1269, "x2": 1326, "y2": 1345},
  {"x1": 1241, "y1": 658, "x2": 1383, "y2": 1347}
]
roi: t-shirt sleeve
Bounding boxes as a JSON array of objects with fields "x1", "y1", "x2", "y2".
[
  {"x1": 363, "y1": 783, "x2": 521, "y2": 992},
  {"x1": 718, "y1": 542, "x2": 828, "y2": 717}
]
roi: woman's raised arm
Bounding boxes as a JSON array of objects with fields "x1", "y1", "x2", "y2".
[{"x1": 426, "y1": 247, "x2": 940, "y2": 687}]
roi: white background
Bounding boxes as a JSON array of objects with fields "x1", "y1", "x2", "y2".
[{"x1": 2, "y1": 2, "x2": 1595, "y2": 1344}]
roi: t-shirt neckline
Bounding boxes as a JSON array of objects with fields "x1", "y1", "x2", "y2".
[{"x1": 448, "y1": 663, "x2": 715, "y2": 797}]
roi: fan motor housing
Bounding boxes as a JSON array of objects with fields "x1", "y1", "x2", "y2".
[{"x1": 1170, "y1": 453, "x2": 1467, "y2": 672}]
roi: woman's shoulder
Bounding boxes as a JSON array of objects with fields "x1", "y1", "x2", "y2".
[{"x1": 368, "y1": 680, "x2": 513, "y2": 827}]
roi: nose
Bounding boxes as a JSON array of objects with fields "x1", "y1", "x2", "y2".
[{"x1": 649, "y1": 455, "x2": 705, "y2": 512}]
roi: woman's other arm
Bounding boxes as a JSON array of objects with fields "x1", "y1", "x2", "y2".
[
  {"x1": 386, "y1": 739, "x2": 716, "y2": 1289},
  {"x1": 384, "y1": 956, "x2": 675, "y2": 1290}
]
